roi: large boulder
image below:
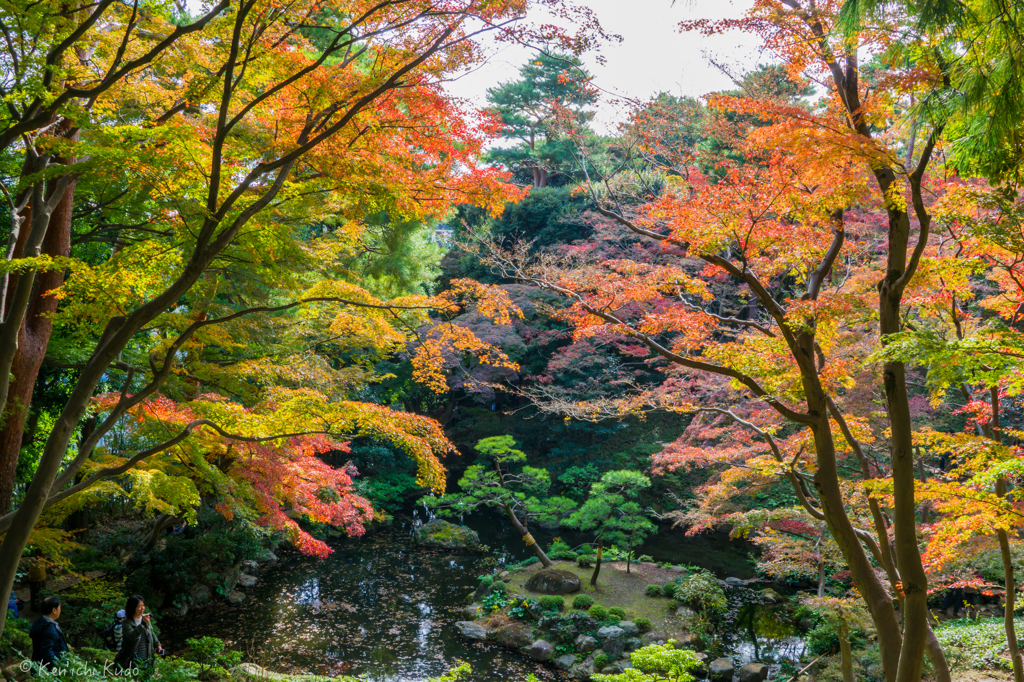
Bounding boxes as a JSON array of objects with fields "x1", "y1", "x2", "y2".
[
  {"x1": 225, "y1": 590, "x2": 246, "y2": 605},
  {"x1": 739, "y1": 663, "x2": 769, "y2": 682},
  {"x1": 528, "y1": 640, "x2": 554, "y2": 662},
  {"x1": 413, "y1": 519, "x2": 481, "y2": 550},
  {"x1": 575, "y1": 635, "x2": 598, "y2": 653},
  {"x1": 709, "y1": 658, "x2": 734, "y2": 681},
  {"x1": 618, "y1": 621, "x2": 640, "y2": 637},
  {"x1": 490, "y1": 623, "x2": 534, "y2": 649},
  {"x1": 641, "y1": 632, "x2": 666, "y2": 645},
  {"x1": 596, "y1": 625, "x2": 627, "y2": 657},
  {"x1": 525, "y1": 568, "x2": 581, "y2": 594},
  {"x1": 238, "y1": 574, "x2": 258, "y2": 588},
  {"x1": 554, "y1": 655, "x2": 577, "y2": 671},
  {"x1": 455, "y1": 621, "x2": 487, "y2": 641}
]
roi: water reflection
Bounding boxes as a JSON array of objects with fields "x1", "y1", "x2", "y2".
[{"x1": 162, "y1": 509, "x2": 762, "y2": 681}]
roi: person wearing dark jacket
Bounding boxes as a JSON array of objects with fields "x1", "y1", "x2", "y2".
[
  {"x1": 30, "y1": 596, "x2": 69, "y2": 670},
  {"x1": 114, "y1": 595, "x2": 163, "y2": 670}
]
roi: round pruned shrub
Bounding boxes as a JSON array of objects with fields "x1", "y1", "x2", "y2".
[
  {"x1": 645, "y1": 584, "x2": 663, "y2": 597},
  {"x1": 608, "y1": 606, "x2": 626, "y2": 621},
  {"x1": 479, "y1": 575, "x2": 494, "y2": 589},
  {"x1": 573, "y1": 594, "x2": 595, "y2": 610},
  {"x1": 662, "y1": 582, "x2": 678, "y2": 598},
  {"x1": 634, "y1": 617, "x2": 652, "y2": 633},
  {"x1": 593, "y1": 654, "x2": 612, "y2": 672},
  {"x1": 490, "y1": 581, "x2": 507, "y2": 594},
  {"x1": 588, "y1": 604, "x2": 608, "y2": 621},
  {"x1": 539, "y1": 595, "x2": 565, "y2": 612}
]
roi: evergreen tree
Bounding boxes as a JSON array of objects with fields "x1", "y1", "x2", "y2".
[{"x1": 485, "y1": 53, "x2": 599, "y2": 187}]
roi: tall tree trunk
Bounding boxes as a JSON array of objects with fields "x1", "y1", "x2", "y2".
[
  {"x1": 839, "y1": 625, "x2": 855, "y2": 682},
  {"x1": 879, "y1": 215, "x2": 931, "y2": 682},
  {"x1": 0, "y1": 148, "x2": 76, "y2": 513},
  {"x1": 808, "y1": 407, "x2": 904, "y2": 682},
  {"x1": 590, "y1": 537, "x2": 603, "y2": 587}
]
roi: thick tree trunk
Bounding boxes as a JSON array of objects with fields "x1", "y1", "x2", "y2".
[
  {"x1": 0, "y1": 164, "x2": 76, "y2": 513},
  {"x1": 590, "y1": 538, "x2": 602, "y2": 587}
]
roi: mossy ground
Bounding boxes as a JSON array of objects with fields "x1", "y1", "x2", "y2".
[{"x1": 503, "y1": 560, "x2": 689, "y2": 639}]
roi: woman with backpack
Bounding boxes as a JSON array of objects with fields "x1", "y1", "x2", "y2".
[{"x1": 114, "y1": 596, "x2": 164, "y2": 670}]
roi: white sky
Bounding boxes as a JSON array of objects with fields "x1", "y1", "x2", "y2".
[{"x1": 444, "y1": 0, "x2": 767, "y2": 133}]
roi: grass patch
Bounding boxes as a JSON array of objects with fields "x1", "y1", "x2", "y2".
[{"x1": 502, "y1": 560, "x2": 688, "y2": 639}]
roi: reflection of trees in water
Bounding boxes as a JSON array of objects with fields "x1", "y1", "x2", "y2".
[{"x1": 728, "y1": 602, "x2": 806, "y2": 664}]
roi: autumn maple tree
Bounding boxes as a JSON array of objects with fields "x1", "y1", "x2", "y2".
[
  {"x1": 471, "y1": 0, "x2": 1024, "y2": 676},
  {"x1": 0, "y1": 0, "x2": 613, "y2": 640}
]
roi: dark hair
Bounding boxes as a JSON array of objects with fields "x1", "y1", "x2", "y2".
[
  {"x1": 125, "y1": 595, "x2": 145, "y2": 619},
  {"x1": 40, "y1": 595, "x2": 60, "y2": 615}
]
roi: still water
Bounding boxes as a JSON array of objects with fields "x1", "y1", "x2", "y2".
[{"x1": 162, "y1": 507, "x2": 797, "y2": 681}]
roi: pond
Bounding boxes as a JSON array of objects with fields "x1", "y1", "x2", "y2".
[{"x1": 161, "y1": 506, "x2": 803, "y2": 681}]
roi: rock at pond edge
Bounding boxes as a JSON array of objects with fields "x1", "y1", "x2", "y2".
[
  {"x1": 528, "y1": 640, "x2": 554, "y2": 662},
  {"x1": 455, "y1": 621, "x2": 487, "y2": 641},
  {"x1": 739, "y1": 662, "x2": 769, "y2": 682},
  {"x1": 413, "y1": 519, "x2": 481, "y2": 550}
]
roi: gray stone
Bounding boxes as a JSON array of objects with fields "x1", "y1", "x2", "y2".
[
  {"x1": 671, "y1": 566, "x2": 687, "y2": 573},
  {"x1": 709, "y1": 657, "x2": 734, "y2": 681},
  {"x1": 738, "y1": 663, "x2": 769, "y2": 682},
  {"x1": 575, "y1": 635, "x2": 598, "y2": 653},
  {"x1": 673, "y1": 632, "x2": 703, "y2": 650},
  {"x1": 498, "y1": 571, "x2": 511, "y2": 581},
  {"x1": 676, "y1": 605, "x2": 697, "y2": 620},
  {"x1": 597, "y1": 626, "x2": 627, "y2": 657},
  {"x1": 241, "y1": 559, "x2": 258, "y2": 571},
  {"x1": 690, "y1": 653, "x2": 709, "y2": 678},
  {"x1": 603, "y1": 661, "x2": 634, "y2": 675},
  {"x1": 463, "y1": 604, "x2": 483, "y2": 619},
  {"x1": 641, "y1": 632, "x2": 666, "y2": 645},
  {"x1": 491, "y1": 623, "x2": 534, "y2": 649},
  {"x1": 617, "y1": 621, "x2": 640, "y2": 637},
  {"x1": 413, "y1": 519, "x2": 481, "y2": 550},
  {"x1": 554, "y1": 655, "x2": 577, "y2": 671},
  {"x1": 569, "y1": 654, "x2": 597, "y2": 680},
  {"x1": 238, "y1": 573, "x2": 257, "y2": 588},
  {"x1": 759, "y1": 588, "x2": 782, "y2": 604},
  {"x1": 528, "y1": 640, "x2": 554, "y2": 662},
  {"x1": 189, "y1": 583, "x2": 211, "y2": 605},
  {"x1": 225, "y1": 590, "x2": 246, "y2": 605},
  {"x1": 525, "y1": 568, "x2": 581, "y2": 595},
  {"x1": 455, "y1": 621, "x2": 487, "y2": 641},
  {"x1": 626, "y1": 637, "x2": 643, "y2": 652},
  {"x1": 259, "y1": 551, "x2": 278, "y2": 563},
  {"x1": 571, "y1": 614, "x2": 599, "y2": 631},
  {"x1": 725, "y1": 577, "x2": 745, "y2": 587}
]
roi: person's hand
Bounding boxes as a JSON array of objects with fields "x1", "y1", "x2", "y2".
[{"x1": 141, "y1": 613, "x2": 151, "y2": 625}]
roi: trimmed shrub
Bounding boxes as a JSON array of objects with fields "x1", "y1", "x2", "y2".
[
  {"x1": 479, "y1": 575, "x2": 494, "y2": 588},
  {"x1": 588, "y1": 605, "x2": 608, "y2": 621},
  {"x1": 594, "y1": 654, "x2": 612, "y2": 671},
  {"x1": 490, "y1": 581, "x2": 507, "y2": 594},
  {"x1": 573, "y1": 594, "x2": 596, "y2": 610},
  {"x1": 634, "y1": 617, "x2": 652, "y2": 633},
  {"x1": 662, "y1": 582, "x2": 678, "y2": 598},
  {"x1": 539, "y1": 595, "x2": 565, "y2": 612},
  {"x1": 645, "y1": 584, "x2": 663, "y2": 597},
  {"x1": 608, "y1": 607, "x2": 627, "y2": 621}
]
